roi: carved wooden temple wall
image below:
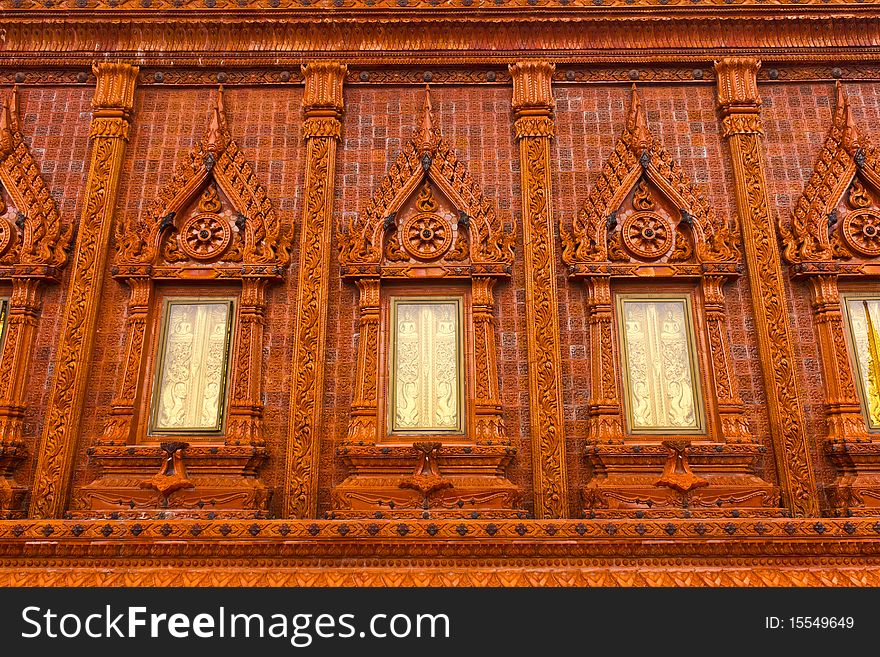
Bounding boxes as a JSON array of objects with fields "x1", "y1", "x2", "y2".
[{"x1": 1, "y1": 1, "x2": 880, "y2": 585}]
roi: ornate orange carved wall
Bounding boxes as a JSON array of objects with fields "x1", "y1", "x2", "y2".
[{"x1": 1, "y1": 1, "x2": 880, "y2": 584}]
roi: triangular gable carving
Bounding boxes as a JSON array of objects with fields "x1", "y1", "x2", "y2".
[
  {"x1": 780, "y1": 82, "x2": 880, "y2": 265},
  {"x1": 115, "y1": 87, "x2": 290, "y2": 273},
  {"x1": 0, "y1": 86, "x2": 71, "y2": 272},
  {"x1": 561, "y1": 85, "x2": 739, "y2": 268},
  {"x1": 337, "y1": 87, "x2": 514, "y2": 277}
]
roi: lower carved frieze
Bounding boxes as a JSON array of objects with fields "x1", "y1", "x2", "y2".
[
  {"x1": 1, "y1": 517, "x2": 880, "y2": 586},
  {"x1": 583, "y1": 441, "x2": 782, "y2": 518},
  {"x1": 824, "y1": 440, "x2": 880, "y2": 516},
  {"x1": 71, "y1": 444, "x2": 270, "y2": 519},
  {"x1": 330, "y1": 443, "x2": 524, "y2": 519}
]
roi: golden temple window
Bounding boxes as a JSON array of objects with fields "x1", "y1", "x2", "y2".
[
  {"x1": 843, "y1": 297, "x2": 880, "y2": 430},
  {"x1": 616, "y1": 295, "x2": 705, "y2": 434},
  {"x1": 148, "y1": 298, "x2": 235, "y2": 435},
  {"x1": 0, "y1": 298, "x2": 8, "y2": 348},
  {"x1": 388, "y1": 297, "x2": 464, "y2": 435}
]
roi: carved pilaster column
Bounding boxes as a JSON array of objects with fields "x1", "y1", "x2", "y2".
[
  {"x1": 284, "y1": 62, "x2": 346, "y2": 519},
  {"x1": 29, "y1": 62, "x2": 138, "y2": 518},
  {"x1": 227, "y1": 278, "x2": 268, "y2": 448},
  {"x1": 584, "y1": 276, "x2": 624, "y2": 442},
  {"x1": 0, "y1": 278, "x2": 41, "y2": 513},
  {"x1": 472, "y1": 276, "x2": 506, "y2": 444},
  {"x1": 344, "y1": 278, "x2": 381, "y2": 446},
  {"x1": 100, "y1": 277, "x2": 153, "y2": 445},
  {"x1": 701, "y1": 275, "x2": 753, "y2": 442},
  {"x1": 807, "y1": 274, "x2": 869, "y2": 443},
  {"x1": 510, "y1": 61, "x2": 569, "y2": 519},
  {"x1": 715, "y1": 57, "x2": 819, "y2": 516}
]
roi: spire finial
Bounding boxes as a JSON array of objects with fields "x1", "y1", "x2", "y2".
[
  {"x1": 415, "y1": 84, "x2": 437, "y2": 156},
  {"x1": 0, "y1": 97, "x2": 14, "y2": 160},
  {"x1": 9, "y1": 85, "x2": 20, "y2": 134},
  {"x1": 834, "y1": 81, "x2": 860, "y2": 153},
  {"x1": 205, "y1": 85, "x2": 228, "y2": 153},
  {"x1": 627, "y1": 84, "x2": 652, "y2": 153}
]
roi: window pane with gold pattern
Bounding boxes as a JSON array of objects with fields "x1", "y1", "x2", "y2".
[
  {"x1": 0, "y1": 298, "x2": 8, "y2": 349},
  {"x1": 390, "y1": 298, "x2": 463, "y2": 434},
  {"x1": 617, "y1": 295, "x2": 704, "y2": 433},
  {"x1": 150, "y1": 299, "x2": 234, "y2": 434},
  {"x1": 844, "y1": 297, "x2": 880, "y2": 430}
]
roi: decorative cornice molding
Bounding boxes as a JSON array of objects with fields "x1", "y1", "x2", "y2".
[
  {"x1": 0, "y1": 0, "x2": 874, "y2": 10},
  {"x1": 2, "y1": 15, "x2": 880, "y2": 62}
]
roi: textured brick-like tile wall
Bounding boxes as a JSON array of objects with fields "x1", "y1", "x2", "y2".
[
  {"x1": 48, "y1": 76, "x2": 869, "y2": 517},
  {"x1": 10, "y1": 86, "x2": 92, "y2": 494},
  {"x1": 762, "y1": 80, "x2": 880, "y2": 494},
  {"x1": 71, "y1": 86, "x2": 305, "y2": 511},
  {"x1": 321, "y1": 84, "x2": 534, "y2": 515},
  {"x1": 553, "y1": 82, "x2": 777, "y2": 510}
]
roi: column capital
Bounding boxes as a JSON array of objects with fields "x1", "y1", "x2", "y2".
[
  {"x1": 714, "y1": 57, "x2": 761, "y2": 115},
  {"x1": 509, "y1": 61, "x2": 555, "y2": 119},
  {"x1": 302, "y1": 62, "x2": 347, "y2": 121},
  {"x1": 91, "y1": 62, "x2": 139, "y2": 112}
]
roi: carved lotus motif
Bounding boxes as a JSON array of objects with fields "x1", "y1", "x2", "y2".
[
  {"x1": 402, "y1": 212, "x2": 452, "y2": 260},
  {"x1": 621, "y1": 211, "x2": 673, "y2": 260},
  {"x1": 842, "y1": 208, "x2": 880, "y2": 257},
  {"x1": 180, "y1": 213, "x2": 232, "y2": 261}
]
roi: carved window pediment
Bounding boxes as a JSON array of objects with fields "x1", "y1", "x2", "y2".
[
  {"x1": 113, "y1": 87, "x2": 290, "y2": 280},
  {"x1": 562, "y1": 85, "x2": 740, "y2": 277},
  {"x1": 781, "y1": 82, "x2": 880, "y2": 272},
  {"x1": 0, "y1": 86, "x2": 71, "y2": 278},
  {"x1": 338, "y1": 87, "x2": 514, "y2": 280}
]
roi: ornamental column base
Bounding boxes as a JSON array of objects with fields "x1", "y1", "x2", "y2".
[
  {"x1": 0, "y1": 444, "x2": 27, "y2": 519},
  {"x1": 70, "y1": 444, "x2": 271, "y2": 520},
  {"x1": 582, "y1": 441, "x2": 783, "y2": 519},
  {"x1": 824, "y1": 440, "x2": 880, "y2": 516},
  {"x1": 329, "y1": 444, "x2": 525, "y2": 520}
]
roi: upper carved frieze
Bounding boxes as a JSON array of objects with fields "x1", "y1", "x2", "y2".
[
  {"x1": 114, "y1": 87, "x2": 291, "y2": 278},
  {"x1": 337, "y1": 86, "x2": 514, "y2": 278},
  {"x1": 0, "y1": 0, "x2": 860, "y2": 9},
  {"x1": 0, "y1": 86, "x2": 71, "y2": 274},
  {"x1": 780, "y1": 82, "x2": 880, "y2": 269},
  {"x1": 562, "y1": 85, "x2": 739, "y2": 273}
]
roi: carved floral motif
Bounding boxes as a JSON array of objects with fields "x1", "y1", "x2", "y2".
[
  {"x1": 716, "y1": 57, "x2": 818, "y2": 517},
  {"x1": 30, "y1": 63, "x2": 139, "y2": 519}
]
